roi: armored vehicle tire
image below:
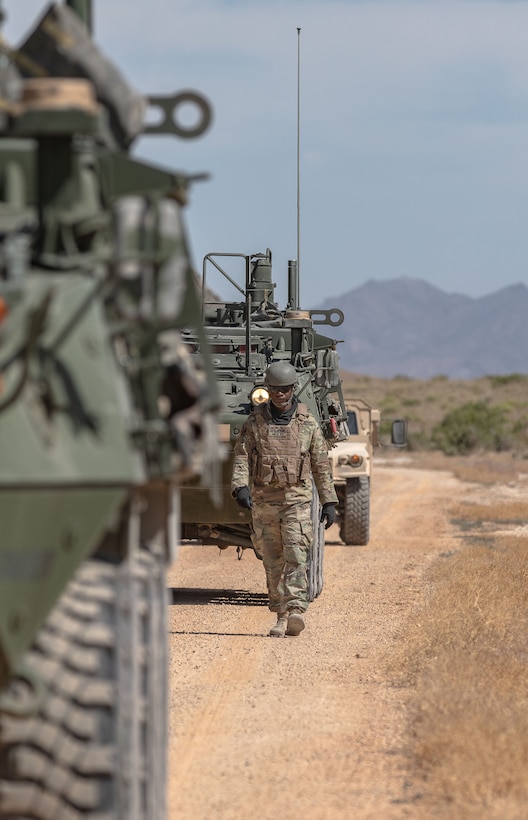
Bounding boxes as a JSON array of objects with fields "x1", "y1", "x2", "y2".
[
  {"x1": 340, "y1": 476, "x2": 370, "y2": 546},
  {"x1": 307, "y1": 482, "x2": 325, "y2": 601},
  {"x1": 0, "y1": 548, "x2": 168, "y2": 820}
]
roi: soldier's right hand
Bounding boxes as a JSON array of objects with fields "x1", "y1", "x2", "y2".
[{"x1": 234, "y1": 486, "x2": 253, "y2": 510}]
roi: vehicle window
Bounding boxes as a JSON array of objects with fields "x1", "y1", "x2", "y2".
[{"x1": 347, "y1": 411, "x2": 358, "y2": 434}]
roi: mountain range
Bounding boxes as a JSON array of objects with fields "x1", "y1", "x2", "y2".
[{"x1": 314, "y1": 278, "x2": 528, "y2": 379}]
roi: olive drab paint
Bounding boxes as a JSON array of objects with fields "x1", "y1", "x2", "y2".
[
  {"x1": 179, "y1": 249, "x2": 349, "y2": 602},
  {"x1": 0, "y1": 2, "x2": 220, "y2": 816}
]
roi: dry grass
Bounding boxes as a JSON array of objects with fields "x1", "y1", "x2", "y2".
[
  {"x1": 452, "y1": 501, "x2": 527, "y2": 524},
  {"x1": 442, "y1": 454, "x2": 525, "y2": 486},
  {"x1": 346, "y1": 374, "x2": 528, "y2": 812},
  {"x1": 378, "y1": 449, "x2": 524, "y2": 486},
  {"x1": 387, "y1": 496, "x2": 528, "y2": 817},
  {"x1": 350, "y1": 374, "x2": 528, "y2": 813},
  {"x1": 341, "y1": 371, "x2": 528, "y2": 455}
]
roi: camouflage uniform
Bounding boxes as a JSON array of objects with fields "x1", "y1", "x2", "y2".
[{"x1": 231, "y1": 400, "x2": 337, "y2": 613}]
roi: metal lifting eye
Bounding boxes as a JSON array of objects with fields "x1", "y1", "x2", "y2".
[
  {"x1": 145, "y1": 91, "x2": 213, "y2": 139},
  {"x1": 308, "y1": 309, "x2": 344, "y2": 327}
]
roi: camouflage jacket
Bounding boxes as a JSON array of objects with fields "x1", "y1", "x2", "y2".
[{"x1": 231, "y1": 401, "x2": 337, "y2": 506}]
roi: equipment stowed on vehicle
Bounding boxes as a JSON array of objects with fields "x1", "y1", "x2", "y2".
[
  {"x1": 180, "y1": 249, "x2": 351, "y2": 601},
  {"x1": 0, "y1": 2, "x2": 220, "y2": 818}
]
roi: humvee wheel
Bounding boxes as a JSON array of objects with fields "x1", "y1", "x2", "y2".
[
  {"x1": 0, "y1": 548, "x2": 168, "y2": 820},
  {"x1": 340, "y1": 476, "x2": 370, "y2": 546},
  {"x1": 307, "y1": 480, "x2": 325, "y2": 601}
]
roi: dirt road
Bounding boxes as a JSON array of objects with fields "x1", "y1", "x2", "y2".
[{"x1": 166, "y1": 463, "x2": 464, "y2": 819}]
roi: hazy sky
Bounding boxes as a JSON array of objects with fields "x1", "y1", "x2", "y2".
[{"x1": 6, "y1": 1, "x2": 528, "y2": 309}]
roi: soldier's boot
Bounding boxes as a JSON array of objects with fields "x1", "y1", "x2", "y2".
[
  {"x1": 286, "y1": 608, "x2": 305, "y2": 637},
  {"x1": 269, "y1": 613, "x2": 288, "y2": 638}
]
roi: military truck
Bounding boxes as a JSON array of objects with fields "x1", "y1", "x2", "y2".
[
  {"x1": 0, "y1": 3, "x2": 219, "y2": 818},
  {"x1": 327, "y1": 399, "x2": 379, "y2": 545},
  {"x1": 328, "y1": 399, "x2": 407, "y2": 546},
  {"x1": 180, "y1": 249, "x2": 351, "y2": 601}
]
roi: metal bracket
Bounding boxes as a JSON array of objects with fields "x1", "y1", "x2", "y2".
[
  {"x1": 145, "y1": 91, "x2": 212, "y2": 139},
  {"x1": 309, "y1": 308, "x2": 344, "y2": 327}
]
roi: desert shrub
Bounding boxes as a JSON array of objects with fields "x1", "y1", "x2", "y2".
[
  {"x1": 379, "y1": 398, "x2": 398, "y2": 415},
  {"x1": 405, "y1": 430, "x2": 431, "y2": 451},
  {"x1": 431, "y1": 401, "x2": 510, "y2": 455},
  {"x1": 511, "y1": 415, "x2": 528, "y2": 449},
  {"x1": 342, "y1": 374, "x2": 528, "y2": 453},
  {"x1": 489, "y1": 373, "x2": 527, "y2": 387}
]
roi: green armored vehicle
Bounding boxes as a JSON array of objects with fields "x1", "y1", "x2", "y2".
[
  {"x1": 0, "y1": 2, "x2": 218, "y2": 818},
  {"x1": 180, "y1": 249, "x2": 350, "y2": 600}
]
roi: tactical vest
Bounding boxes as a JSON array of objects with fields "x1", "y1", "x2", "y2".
[{"x1": 251, "y1": 403, "x2": 311, "y2": 487}]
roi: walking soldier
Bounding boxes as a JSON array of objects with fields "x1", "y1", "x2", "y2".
[{"x1": 231, "y1": 362, "x2": 337, "y2": 637}]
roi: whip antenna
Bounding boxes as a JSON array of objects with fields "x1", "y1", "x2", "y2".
[{"x1": 296, "y1": 27, "x2": 301, "y2": 302}]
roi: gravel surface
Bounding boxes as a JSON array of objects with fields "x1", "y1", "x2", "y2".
[{"x1": 165, "y1": 464, "x2": 464, "y2": 819}]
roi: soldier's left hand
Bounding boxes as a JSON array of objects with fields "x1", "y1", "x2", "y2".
[{"x1": 320, "y1": 503, "x2": 336, "y2": 529}]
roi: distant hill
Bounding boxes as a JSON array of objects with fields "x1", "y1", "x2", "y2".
[{"x1": 314, "y1": 278, "x2": 528, "y2": 379}]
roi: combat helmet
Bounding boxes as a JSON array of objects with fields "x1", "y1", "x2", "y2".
[{"x1": 264, "y1": 361, "x2": 297, "y2": 388}]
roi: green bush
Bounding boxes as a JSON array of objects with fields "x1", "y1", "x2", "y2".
[
  {"x1": 431, "y1": 401, "x2": 511, "y2": 455},
  {"x1": 489, "y1": 373, "x2": 527, "y2": 388}
]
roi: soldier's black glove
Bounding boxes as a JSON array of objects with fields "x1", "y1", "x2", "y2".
[
  {"x1": 234, "y1": 486, "x2": 253, "y2": 510},
  {"x1": 320, "y1": 503, "x2": 336, "y2": 529}
]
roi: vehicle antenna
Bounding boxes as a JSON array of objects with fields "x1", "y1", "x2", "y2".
[{"x1": 296, "y1": 26, "x2": 301, "y2": 302}]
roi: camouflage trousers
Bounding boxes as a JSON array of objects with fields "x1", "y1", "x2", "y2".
[{"x1": 250, "y1": 500, "x2": 313, "y2": 613}]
